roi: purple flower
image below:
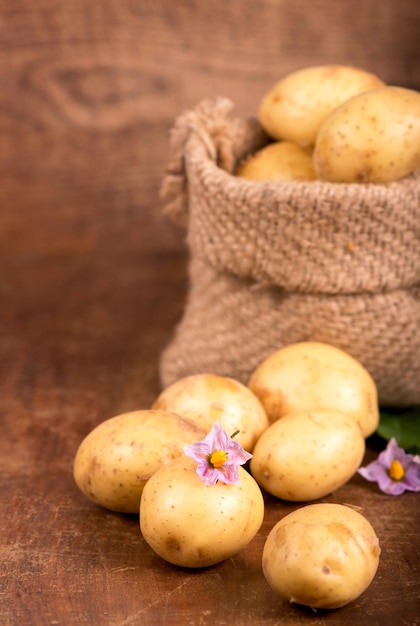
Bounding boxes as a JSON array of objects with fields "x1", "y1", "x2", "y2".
[
  {"x1": 358, "y1": 438, "x2": 420, "y2": 495},
  {"x1": 184, "y1": 420, "x2": 253, "y2": 486}
]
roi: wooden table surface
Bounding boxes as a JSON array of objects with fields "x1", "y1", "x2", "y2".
[{"x1": 1, "y1": 2, "x2": 419, "y2": 624}]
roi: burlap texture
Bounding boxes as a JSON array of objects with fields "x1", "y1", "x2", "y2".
[{"x1": 159, "y1": 97, "x2": 420, "y2": 406}]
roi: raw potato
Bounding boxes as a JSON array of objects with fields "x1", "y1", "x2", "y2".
[
  {"x1": 140, "y1": 456, "x2": 264, "y2": 568},
  {"x1": 262, "y1": 503, "x2": 381, "y2": 609},
  {"x1": 236, "y1": 141, "x2": 317, "y2": 182},
  {"x1": 259, "y1": 65, "x2": 384, "y2": 146},
  {"x1": 250, "y1": 408, "x2": 365, "y2": 501},
  {"x1": 73, "y1": 410, "x2": 205, "y2": 513},
  {"x1": 152, "y1": 373, "x2": 269, "y2": 452},
  {"x1": 248, "y1": 341, "x2": 379, "y2": 437},
  {"x1": 314, "y1": 85, "x2": 420, "y2": 183}
]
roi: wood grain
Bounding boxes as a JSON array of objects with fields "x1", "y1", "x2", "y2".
[{"x1": 1, "y1": 1, "x2": 419, "y2": 624}]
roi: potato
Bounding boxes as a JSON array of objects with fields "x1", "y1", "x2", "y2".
[
  {"x1": 313, "y1": 85, "x2": 420, "y2": 183},
  {"x1": 250, "y1": 408, "x2": 365, "y2": 501},
  {"x1": 262, "y1": 503, "x2": 381, "y2": 609},
  {"x1": 259, "y1": 65, "x2": 384, "y2": 146},
  {"x1": 236, "y1": 141, "x2": 317, "y2": 182},
  {"x1": 152, "y1": 373, "x2": 269, "y2": 452},
  {"x1": 140, "y1": 456, "x2": 264, "y2": 568},
  {"x1": 73, "y1": 410, "x2": 205, "y2": 513},
  {"x1": 248, "y1": 341, "x2": 379, "y2": 437}
]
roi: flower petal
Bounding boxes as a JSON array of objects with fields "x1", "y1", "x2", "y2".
[
  {"x1": 358, "y1": 463, "x2": 386, "y2": 483},
  {"x1": 183, "y1": 440, "x2": 211, "y2": 464},
  {"x1": 382, "y1": 438, "x2": 400, "y2": 463},
  {"x1": 402, "y1": 460, "x2": 420, "y2": 492},
  {"x1": 218, "y1": 463, "x2": 241, "y2": 485},
  {"x1": 226, "y1": 440, "x2": 253, "y2": 465},
  {"x1": 208, "y1": 420, "x2": 231, "y2": 450},
  {"x1": 198, "y1": 464, "x2": 221, "y2": 486}
]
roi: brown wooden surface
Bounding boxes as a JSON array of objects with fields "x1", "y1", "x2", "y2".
[{"x1": 1, "y1": 2, "x2": 419, "y2": 625}]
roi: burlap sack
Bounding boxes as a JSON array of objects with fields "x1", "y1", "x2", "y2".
[{"x1": 159, "y1": 97, "x2": 420, "y2": 407}]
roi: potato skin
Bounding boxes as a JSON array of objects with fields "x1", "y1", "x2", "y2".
[
  {"x1": 73, "y1": 410, "x2": 205, "y2": 513},
  {"x1": 236, "y1": 141, "x2": 316, "y2": 182},
  {"x1": 248, "y1": 341, "x2": 379, "y2": 437},
  {"x1": 313, "y1": 86, "x2": 420, "y2": 183},
  {"x1": 140, "y1": 456, "x2": 264, "y2": 568},
  {"x1": 152, "y1": 373, "x2": 269, "y2": 452},
  {"x1": 262, "y1": 503, "x2": 381, "y2": 609},
  {"x1": 259, "y1": 65, "x2": 384, "y2": 146},
  {"x1": 250, "y1": 408, "x2": 365, "y2": 501}
]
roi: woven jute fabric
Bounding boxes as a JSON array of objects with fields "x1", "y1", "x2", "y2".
[{"x1": 159, "y1": 97, "x2": 420, "y2": 407}]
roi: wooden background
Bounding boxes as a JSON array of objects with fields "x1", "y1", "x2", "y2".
[{"x1": 1, "y1": 1, "x2": 419, "y2": 625}]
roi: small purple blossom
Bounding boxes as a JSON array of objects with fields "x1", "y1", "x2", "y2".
[
  {"x1": 184, "y1": 420, "x2": 252, "y2": 486},
  {"x1": 358, "y1": 437, "x2": 420, "y2": 495}
]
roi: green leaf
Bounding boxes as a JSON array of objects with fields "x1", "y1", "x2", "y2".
[{"x1": 378, "y1": 406, "x2": 420, "y2": 453}]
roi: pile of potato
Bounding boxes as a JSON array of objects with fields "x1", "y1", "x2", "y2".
[
  {"x1": 73, "y1": 340, "x2": 381, "y2": 610},
  {"x1": 236, "y1": 64, "x2": 420, "y2": 184}
]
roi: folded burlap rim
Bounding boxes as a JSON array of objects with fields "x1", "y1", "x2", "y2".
[
  {"x1": 159, "y1": 97, "x2": 420, "y2": 406},
  {"x1": 161, "y1": 97, "x2": 420, "y2": 295}
]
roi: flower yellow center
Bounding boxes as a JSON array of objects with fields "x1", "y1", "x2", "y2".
[
  {"x1": 389, "y1": 459, "x2": 405, "y2": 481},
  {"x1": 210, "y1": 450, "x2": 228, "y2": 468}
]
